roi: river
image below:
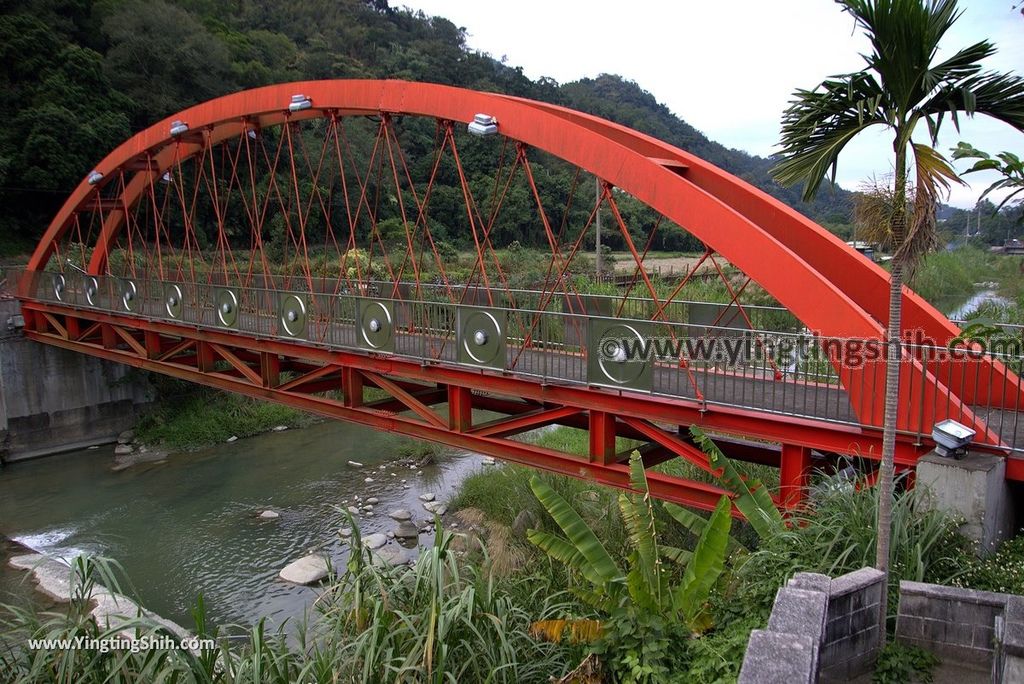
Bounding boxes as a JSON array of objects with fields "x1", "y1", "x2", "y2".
[
  {"x1": 942, "y1": 288, "x2": 1011, "y2": 321},
  {"x1": 0, "y1": 421, "x2": 489, "y2": 631}
]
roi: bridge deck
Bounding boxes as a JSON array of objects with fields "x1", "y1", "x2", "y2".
[{"x1": 14, "y1": 271, "x2": 1024, "y2": 456}]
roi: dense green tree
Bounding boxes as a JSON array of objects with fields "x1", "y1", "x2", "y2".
[
  {"x1": 101, "y1": 0, "x2": 236, "y2": 124},
  {"x1": 0, "y1": 0, "x2": 860, "y2": 254}
]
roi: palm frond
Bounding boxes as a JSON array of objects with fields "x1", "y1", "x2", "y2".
[
  {"x1": 919, "y1": 71, "x2": 1024, "y2": 132},
  {"x1": 772, "y1": 72, "x2": 887, "y2": 199},
  {"x1": 619, "y1": 453, "x2": 661, "y2": 599},
  {"x1": 663, "y1": 501, "x2": 748, "y2": 555}
]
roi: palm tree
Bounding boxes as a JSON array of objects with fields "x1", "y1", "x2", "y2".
[{"x1": 771, "y1": 0, "x2": 1024, "y2": 638}]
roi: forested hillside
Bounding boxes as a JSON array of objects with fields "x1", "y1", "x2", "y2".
[{"x1": 1, "y1": 0, "x2": 856, "y2": 253}]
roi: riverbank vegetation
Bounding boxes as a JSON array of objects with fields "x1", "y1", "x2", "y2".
[
  {"x1": 4, "y1": 425, "x2": 1010, "y2": 683},
  {"x1": 133, "y1": 377, "x2": 318, "y2": 451}
]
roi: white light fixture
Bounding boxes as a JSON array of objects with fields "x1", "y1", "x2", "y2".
[
  {"x1": 87, "y1": 170, "x2": 104, "y2": 185},
  {"x1": 932, "y1": 419, "x2": 976, "y2": 458},
  {"x1": 288, "y1": 94, "x2": 312, "y2": 112},
  {"x1": 169, "y1": 120, "x2": 189, "y2": 136},
  {"x1": 160, "y1": 171, "x2": 172, "y2": 184},
  {"x1": 467, "y1": 113, "x2": 498, "y2": 136},
  {"x1": 247, "y1": 129, "x2": 258, "y2": 140}
]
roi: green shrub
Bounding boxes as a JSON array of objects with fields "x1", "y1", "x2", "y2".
[
  {"x1": 953, "y1": 534, "x2": 1024, "y2": 594},
  {"x1": 872, "y1": 641, "x2": 940, "y2": 684},
  {"x1": 135, "y1": 388, "x2": 316, "y2": 450}
]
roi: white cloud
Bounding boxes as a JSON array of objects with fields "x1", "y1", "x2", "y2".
[{"x1": 401, "y1": 0, "x2": 1024, "y2": 208}]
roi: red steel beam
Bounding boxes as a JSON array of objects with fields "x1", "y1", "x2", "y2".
[
  {"x1": 24, "y1": 318, "x2": 736, "y2": 513},
  {"x1": 19, "y1": 300, "x2": 938, "y2": 466}
]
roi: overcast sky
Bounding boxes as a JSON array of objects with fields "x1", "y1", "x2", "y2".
[{"x1": 400, "y1": 0, "x2": 1024, "y2": 209}]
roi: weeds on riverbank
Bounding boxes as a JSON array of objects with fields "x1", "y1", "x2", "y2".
[
  {"x1": 133, "y1": 377, "x2": 317, "y2": 451},
  {"x1": 910, "y1": 247, "x2": 992, "y2": 304},
  {"x1": 0, "y1": 532, "x2": 582, "y2": 684}
]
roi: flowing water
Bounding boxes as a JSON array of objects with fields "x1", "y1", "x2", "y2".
[
  {"x1": 0, "y1": 421, "x2": 489, "y2": 631},
  {"x1": 943, "y1": 288, "x2": 1011, "y2": 320}
]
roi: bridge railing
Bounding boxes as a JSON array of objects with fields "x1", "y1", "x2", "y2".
[{"x1": 11, "y1": 269, "x2": 1023, "y2": 455}]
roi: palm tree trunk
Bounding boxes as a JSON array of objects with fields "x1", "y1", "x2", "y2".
[
  {"x1": 875, "y1": 259, "x2": 902, "y2": 643},
  {"x1": 875, "y1": 131, "x2": 909, "y2": 644}
]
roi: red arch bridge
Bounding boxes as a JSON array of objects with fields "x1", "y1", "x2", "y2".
[{"x1": 10, "y1": 80, "x2": 1024, "y2": 514}]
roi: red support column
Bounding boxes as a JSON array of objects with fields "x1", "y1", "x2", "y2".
[
  {"x1": 780, "y1": 443, "x2": 812, "y2": 510},
  {"x1": 196, "y1": 341, "x2": 216, "y2": 372},
  {"x1": 448, "y1": 385, "x2": 473, "y2": 432},
  {"x1": 66, "y1": 316, "x2": 82, "y2": 340},
  {"x1": 342, "y1": 366, "x2": 363, "y2": 408},
  {"x1": 100, "y1": 323, "x2": 117, "y2": 349},
  {"x1": 260, "y1": 352, "x2": 280, "y2": 388},
  {"x1": 589, "y1": 410, "x2": 617, "y2": 465},
  {"x1": 144, "y1": 331, "x2": 162, "y2": 359}
]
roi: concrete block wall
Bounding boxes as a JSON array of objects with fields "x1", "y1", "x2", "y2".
[
  {"x1": 1000, "y1": 596, "x2": 1024, "y2": 682},
  {"x1": 819, "y1": 567, "x2": 885, "y2": 682},
  {"x1": 739, "y1": 568, "x2": 885, "y2": 684},
  {"x1": 896, "y1": 581, "x2": 1008, "y2": 671},
  {"x1": 743, "y1": 569, "x2": 1024, "y2": 683}
]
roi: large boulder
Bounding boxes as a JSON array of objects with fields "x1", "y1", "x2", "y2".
[
  {"x1": 279, "y1": 554, "x2": 330, "y2": 585},
  {"x1": 362, "y1": 533, "x2": 388, "y2": 550},
  {"x1": 394, "y1": 521, "x2": 420, "y2": 540}
]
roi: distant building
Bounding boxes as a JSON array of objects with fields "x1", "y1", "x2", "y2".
[
  {"x1": 845, "y1": 240, "x2": 876, "y2": 261},
  {"x1": 1003, "y1": 238, "x2": 1024, "y2": 255}
]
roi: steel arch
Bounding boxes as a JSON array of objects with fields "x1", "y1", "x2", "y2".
[{"x1": 25, "y1": 79, "x2": 1010, "y2": 445}]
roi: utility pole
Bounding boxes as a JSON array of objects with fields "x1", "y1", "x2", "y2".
[{"x1": 595, "y1": 176, "x2": 602, "y2": 279}]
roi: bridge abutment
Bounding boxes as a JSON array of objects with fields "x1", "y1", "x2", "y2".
[
  {"x1": 0, "y1": 300, "x2": 153, "y2": 462},
  {"x1": 917, "y1": 451, "x2": 1017, "y2": 556}
]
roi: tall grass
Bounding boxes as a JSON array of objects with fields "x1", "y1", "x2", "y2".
[
  {"x1": 318, "y1": 526, "x2": 579, "y2": 683},
  {"x1": 909, "y1": 246, "x2": 992, "y2": 304},
  {"x1": 735, "y1": 475, "x2": 970, "y2": 615},
  {"x1": 1, "y1": 534, "x2": 580, "y2": 683}
]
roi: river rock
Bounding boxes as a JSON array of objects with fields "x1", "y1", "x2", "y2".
[
  {"x1": 394, "y1": 521, "x2": 420, "y2": 539},
  {"x1": 347, "y1": 505, "x2": 360, "y2": 515},
  {"x1": 386, "y1": 530, "x2": 395, "y2": 539},
  {"x1": 339, "y1": 527, "x2": 352, "y2": 538},
  {"x1": 117, "y1": 430, "x2": 135, "y2": 445},
  {"x1": 347, "y1": 460, "x2": 363, "y2": 467},
  {"x1": 114, "y1": 444, "x2": 133, "y2": 456},
  {"x1": 419, "y1": 493, "x2": 435, "y2": 502},
  {"x1": 481, "y1": 457, "x2": 496, "y2": 465},
  {"x1": 389, "y1": 509, "x2": 413, "y2": 521},
  {"x1": 423, "y1": 501, "x2": 447, "y2": 515},
  {"x1": 272, "y1": 425, "x2": 288, "y2": 432},
  {"x1": 279, "y1": 554, "x2": 330, "y2": 585},
  {"x1": 364, "y1": 477, "x2": 375, "y2": 483},
  {"x1": 259, "y1": 510, "x2": 280, "y2": 519},
  {"x1": 362, "y1": 504, "x2": 374, "y2": 511},
  {"x1": 402, "y1": 484, "x2": 411, "y2": 490},
  {"x1": 367, "y1": 497, "x2": 380, "y2": 505},
  {"x1": 373, "y1": 546, "x2": 410, "y2": 566},
  {"x1": 226, "y1": 436, "x2": 238, "y2": 443},
  {"x1": 362, "y1": 533, "x2": 388, "y2": 550}
]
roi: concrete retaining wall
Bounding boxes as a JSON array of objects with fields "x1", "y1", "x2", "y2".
[
  {"x1": 896, "y1": 581, "x2": 1005, "y2": 667},
  {"x1": 739, "y1": 568, "x2": 885, "y2": 684},
  {"x1": 0, "y1": 300, "x2": 153, "y2": 461}
]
